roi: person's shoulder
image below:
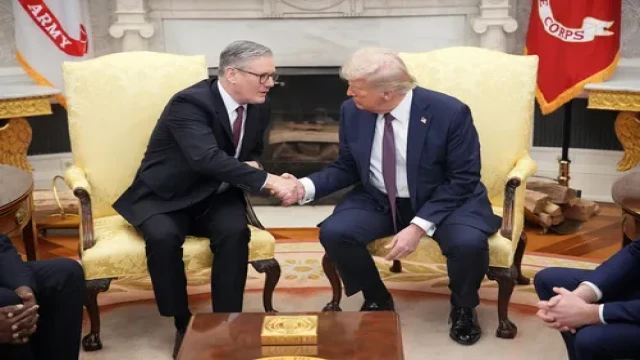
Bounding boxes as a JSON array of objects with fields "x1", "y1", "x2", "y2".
[
  {"x1": 171, "y1": 79, "x2": 213, "y2": 103},
  {"x1": 339, "y1": 97, "x2": 358, "y2": 114},
  {"x1": 412, "y1": 86, "x2": 468, "y2": 115}
]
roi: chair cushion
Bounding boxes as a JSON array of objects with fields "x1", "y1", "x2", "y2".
[
  {"x1": 81, "y1": 215, "x2": 276, "y2": 280},
  {"x1": 367, "y1": 206, "x2": 514, "y2": 268}
]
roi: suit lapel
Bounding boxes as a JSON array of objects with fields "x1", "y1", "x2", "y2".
[
  {"x1": 238, "y1": 104, "x2": 259, "y2": 159},
  {"x1": 210, "y1": 80, "x2": 233, "y2": 142},
  {"x1": 359, "y1": 111, "x2": 378, "y2": 185},
  {"x1": 407, "y1": 91, "x2": 432, "y2": 208}
]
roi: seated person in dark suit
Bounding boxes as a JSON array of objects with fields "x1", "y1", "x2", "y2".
[
  {"x1": 534, "y1": 237, "x2": 640, "y2": 360},
  {"x1": 0, "y1": 233, "x2": 85, "y2": 360}
]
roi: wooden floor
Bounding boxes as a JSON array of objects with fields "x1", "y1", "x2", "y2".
[{"x1": 15, "y1": 202, "x2": 624, "y2": 263}]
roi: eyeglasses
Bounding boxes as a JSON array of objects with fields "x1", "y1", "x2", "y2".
[{"x1": 233, "y1": 67, "x2": 279, "y2": 84}]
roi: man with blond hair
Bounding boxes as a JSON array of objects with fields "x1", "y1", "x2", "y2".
[{"x1": 284, "y1": 47, "x2": 501, "y2": 345}]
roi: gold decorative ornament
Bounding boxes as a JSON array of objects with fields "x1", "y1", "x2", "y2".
[
  {"x1": 0, "y1": 96, "x2": 53, "y2": 119},
  {"x1": 586, "y1": 89, "x2": 640, "y2": 172},
  {"x1": 0, "y1": 117, "x2": 33, "y2": 171},
  {"x1": 261, "y1": 315, "x2": 318, "y2": 346}
]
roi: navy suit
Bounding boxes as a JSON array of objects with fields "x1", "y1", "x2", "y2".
[
  {"x1": 535, "y1": 239, "x2": 640, "y2": 360},
  {"x1": 308, "y1": 86, "x2": 501, "y2": 308},
  {"x1": 0, "y1": 234, "x2": 85, "y2": 360}
]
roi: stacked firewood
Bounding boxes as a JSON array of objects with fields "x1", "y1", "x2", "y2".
[{"x1": 524, "y1": 181, "x2": 599, "y2": 230}]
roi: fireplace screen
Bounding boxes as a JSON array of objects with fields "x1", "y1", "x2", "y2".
[{"x1": 214, "y1": 68, "x2": 352, "y2": 205}]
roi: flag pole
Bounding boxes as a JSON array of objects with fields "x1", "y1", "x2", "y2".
[
  {"x1": 557, "y1": 99, "x2": 582, "y2": 198},
  {"x1": 557, "y1": 100, "x2": 572, "y2": 187}
]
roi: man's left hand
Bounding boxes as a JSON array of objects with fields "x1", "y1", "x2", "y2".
[
  {"x1": 384, "y1": 224, "x2": 424, "y2": 261},
  {"x1": 536, "y1": 287, "x2": 601, "y2": 331}
]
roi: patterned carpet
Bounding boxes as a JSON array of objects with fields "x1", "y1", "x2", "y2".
[{"x1": 76, "y1": 240, "x2": 601, "y2": 359}]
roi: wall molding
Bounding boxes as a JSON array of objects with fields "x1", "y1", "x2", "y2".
[
  {"x1": 0, "y1": 66, "x2": 31, "y2": 86},
  {"x1": 28, "y1": 147, "x2": 636, "y2": 204}
]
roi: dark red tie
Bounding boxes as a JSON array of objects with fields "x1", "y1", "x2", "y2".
[
  {"x1": 382, "y1": 113, "x2": 398, "y2": 232},
  {"x1": 233, "y1": 106, "x2": 244, "y2": 148}
]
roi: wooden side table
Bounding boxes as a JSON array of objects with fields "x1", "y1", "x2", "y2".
[
  {"x1": 0, "y1": 164, "x2": 37, "y2": 260},
  {"x1": 612, "y1": 171, "x2": 640, "y2": 247}
]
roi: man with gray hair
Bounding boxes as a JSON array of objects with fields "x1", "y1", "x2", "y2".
[
  {"x1": 113, "y1": 40, "x2": 297, "y2": 357},
  {"x1": 285, "y1": 47, "x2": 501, "y2": 346}
]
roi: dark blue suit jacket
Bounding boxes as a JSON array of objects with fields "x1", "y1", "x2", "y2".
[
  {"x1": 308, "y1": 86, "x2": 501, "y2": 235},
  {"x1": 586, "y1": 238, "x2": 640, "y2": 324},
  {"x1": 0, "y1": 234, "x2": 36, "y2": 292}
]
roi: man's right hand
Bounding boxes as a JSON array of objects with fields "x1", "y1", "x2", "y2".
[
  {"x1": 0, "y1": 304, "x2": 39, "y2": 344},
  {"x1": 265, "y1": 174, "x2": 300, "y2": 206}
]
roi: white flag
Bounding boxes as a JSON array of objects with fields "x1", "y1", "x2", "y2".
[{"x1": 12, "y1": 0, "x2": 92, "y2": 107}]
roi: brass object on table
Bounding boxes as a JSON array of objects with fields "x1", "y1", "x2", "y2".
[
  {"x1": 254, "y1": 357, "x2": 326, "y2": 360},
  {"x1": 261, "y1": 315, "x2": 318, "y2": 346}
]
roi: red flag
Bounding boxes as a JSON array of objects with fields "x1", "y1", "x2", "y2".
[{"x1": 524, "y1": 0, "x2": 621, "y2": 115}]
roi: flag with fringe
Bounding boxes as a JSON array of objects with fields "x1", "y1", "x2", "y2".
[
  {"x1": 12, "y1": 0, "x2": 91, "y2": 108},
  {"x1": 524, "y1": 0, "x2": 621, "y2": 115}
]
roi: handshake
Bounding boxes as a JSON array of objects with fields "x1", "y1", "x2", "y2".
[{"x1": 264, "y1": 173, "x2": 305, "y2": 206}]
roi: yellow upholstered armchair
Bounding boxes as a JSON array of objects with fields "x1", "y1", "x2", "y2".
[
  {"x1": 321, "y1": 47, "x2": 539, "y2": 339},
  {"x1": 61, "y1": 52, "x2": 280, "y2": 351}
]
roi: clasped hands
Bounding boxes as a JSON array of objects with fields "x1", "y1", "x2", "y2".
[
  {"x1": 536, "y1": 285, "x2": 601, "y2": 333},
  {"x1": 0, "y1": 286, "x2": 39, "y2": 345},
  {"x1": 265, "y1": 173, "x2": 304, "y2": 206}
]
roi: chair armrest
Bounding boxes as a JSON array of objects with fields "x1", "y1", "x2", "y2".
[
  {"x1": 500, "y1": 156, "x2": 537, "y2": 240},
  {"x1": 244, "y1": 193, "x2": 266, "y2": 230},
  {"x1": 63, "y1": 166, "x2": 96, "y2": 252}
]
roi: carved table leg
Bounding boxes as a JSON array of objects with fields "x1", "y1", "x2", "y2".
[
  {"x1": 614, "y1": 111, "x2": 640, "y2": 172},
  {"x1": 0, "y1": 118, "x2": 34, "y2": 172},
  {"x1": 83, "y1": 278, "x2": 115, "y2": 351},
  {"x1": 250, "y1": 259, "x2": 281, "y2": 312},
  {"x1": 487, "y1": 266, "x2": 517, "y2": 339},
  {"x1": 321, "y1": 253, "x2": 342, "y2": 311},
  {"x1": 514, "y1": 233, "x2": 530, "y2": 285}
]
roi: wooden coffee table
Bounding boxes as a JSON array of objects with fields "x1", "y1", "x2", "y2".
[{"x1": 177, "y1": 311, "x2": 404, "y2": 359}]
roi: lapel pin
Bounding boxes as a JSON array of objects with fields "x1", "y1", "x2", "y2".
[{"x1": 420, "y1": 117, "x2": 427, "y2": 124}]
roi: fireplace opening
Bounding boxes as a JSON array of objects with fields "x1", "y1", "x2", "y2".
[{"x1": 210, "y1": 67, "x2": 352, "y2": 205}]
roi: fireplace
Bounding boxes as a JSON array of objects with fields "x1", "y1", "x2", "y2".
[
  {"x1": 108, "y1": 0, "x2": 519, "y2": 203},
  {"x1": 211, "y1": 67, "x2": 352, "y2": 205}
]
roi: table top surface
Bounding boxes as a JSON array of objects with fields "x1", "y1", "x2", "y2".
[
  {"x1": 0, "y1": 164, "x2": 33, "y2": 209},
  {"x1": 178, "y1": 311, "x2": 404, "y2": 360},
  {"x1": 584, "y1": 59, "x2": 640, "y2": 93}
]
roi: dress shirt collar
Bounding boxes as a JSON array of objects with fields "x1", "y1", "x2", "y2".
[
  {"x1": 385, "y1": 89, "x2": 413, "y2": 123},
  {"x1": 217, "y1": 80, "x2": 246, "y2": 114}
]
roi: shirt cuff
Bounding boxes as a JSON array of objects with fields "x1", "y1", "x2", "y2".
[
  {"x1": 298, "y1": 177, "x2": 315, "y2": 204},
  {"x1": 599, "y1": 304, "x2": 606, "y2": 324},
  {"x1": 410, "y1": 217, "x2": 436, "y2": 237},
  {"x1": 581, "y1": 281, "x2": 603, "y2": 302}
]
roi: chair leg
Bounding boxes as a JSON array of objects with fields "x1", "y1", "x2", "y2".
[
  {"x1": 514, "y1": 232, "x2": 530, "y2": 285},
  {"x1": 321, "y1": 253, "x2": 342, "y2": 311},
  {"x1": 82, "y1": 278, "x2": 114, "y2": 351},
  {"x1": 487, "y1": 266, "x2": 517, "y2": 339},
  {"x1": 390, "y1": 260, "x2": 402, "y2": 273},
  {"x1": 251, "y1": 259, "x2": 281, "y2": 312}
]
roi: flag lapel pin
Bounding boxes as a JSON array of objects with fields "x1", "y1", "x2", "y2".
[{"x1": 421, "y1": 117, "x2": 427, "y2": 124}]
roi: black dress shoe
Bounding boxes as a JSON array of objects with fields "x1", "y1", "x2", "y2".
[
  {"x1": 173, "y1": 328, "x2": 186, "y2": 359},
  {"x1": 449, "y1": 307, "x2": 482, "y2": 345},
  {"x1": 360, "y1": 296, "x2": 395, "y2": 311}
]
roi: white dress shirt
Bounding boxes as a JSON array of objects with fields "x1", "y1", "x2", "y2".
[
  {"x1": 299, "y1": 91, "x2": 436, "y2": 236},
  {"x1": 217, "y1": 81, "x2": 247, "y2": 193},
  {"x1": 581, "y1": 281, "x2": 607, "y2": 324}
]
